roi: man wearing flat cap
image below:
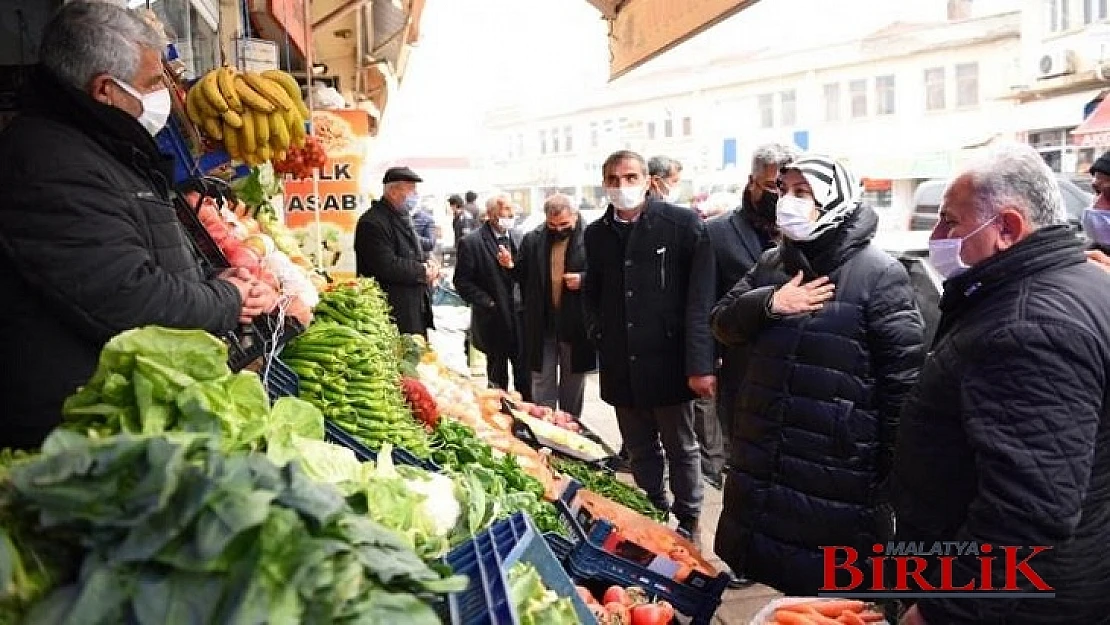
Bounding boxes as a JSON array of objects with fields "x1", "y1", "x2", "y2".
[{"x1": 355, "y1": 166, "x2": 439, "y2": 336}]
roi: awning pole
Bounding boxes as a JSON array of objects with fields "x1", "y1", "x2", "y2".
[{"x1": 303, "y1": 0, "x2": 323, "y2": 273}]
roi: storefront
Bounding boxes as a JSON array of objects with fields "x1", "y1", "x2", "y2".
[{"x1": 125, "y1": 0, "x2": 221, "y2": 78}]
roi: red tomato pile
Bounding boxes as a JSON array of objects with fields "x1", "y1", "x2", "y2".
[
  {"x1": 401, "y1": 376, "x2": 440, "y2": 429},
  {"x1": 577, "y1": 585, "x2": 674, "y2": 625},
  {"x1": 273, "y1": 135, "x2": 328, "y2": 180}
]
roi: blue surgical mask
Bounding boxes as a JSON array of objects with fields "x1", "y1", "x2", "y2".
[
  {"x1": 1083, "y1": 208, "x2": 1110, "y2": 246},
  {"x1": 402, "y1": 193, "x2": 420, "y2": 212}
]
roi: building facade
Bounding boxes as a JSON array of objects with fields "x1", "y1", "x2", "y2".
[{"x1": 480, "y1": 8, "x2": 1027, "y2": 229}]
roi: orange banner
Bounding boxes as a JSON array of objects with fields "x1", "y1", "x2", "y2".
[{"x1": 283, "y1": 109, "x2": 371, "y2": 279}]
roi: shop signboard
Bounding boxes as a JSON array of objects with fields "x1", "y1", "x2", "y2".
[
  {"x1": 283, "y1": 109, "x2": 372, "y2": 280},
  {"x1": 234, "y1": 38, "x2": 279, "y2": 72},
  {"x1": 608, "y1": 0, "x2": 757, "y2": 80}
]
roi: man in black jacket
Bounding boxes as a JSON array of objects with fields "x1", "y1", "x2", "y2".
[
  {"x1": 583, "y1": 150, "x2": 716, "y2": 539},
  {"x1": 701, "y1": 143, "x2": 793, "y2": 487},
  {"x1": 449, "y1": 194, "x2": 478, "y2": 246},
  {"x1": 893, "y1": 142, "x2": 1110, "y2": 625},
  {"x1": 454, "y1": 194, "x2": 531, "y2": 400},
  {"x1": 354, "y1": 166, "x2": 438, "y2": 336},
  {"x1": 0, "y1": 2, "x2": 266, "y2": 450},
  {"x1": 502, "y1": 193, "x2": 594, "y2": 417}
]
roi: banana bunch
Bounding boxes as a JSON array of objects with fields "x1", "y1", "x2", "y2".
[{"x1": 186, "y1": 67, "x2": 312, "y2": 166}]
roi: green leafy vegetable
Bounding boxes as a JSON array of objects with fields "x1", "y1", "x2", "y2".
[
  {"x1": 507, "y1": 562, "x2": 580, "y2": 625},
  {"x1": 431, "y1": 420, "x2": 567, "y2": 537},
  {"x1": 0, "y1": 430, "x2": 464, "y2": 624},
  {"x1": 551, "y1": 457, "x2": 668, "y2": 522}
]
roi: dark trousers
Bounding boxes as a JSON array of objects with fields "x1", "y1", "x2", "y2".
[
  {"x1": 694, "y1": 396, "x2": 728, "y2": 479},
  {"x1": 485, "y1": 311, "x2": 531, "y2": 401},
  {"x1": 614, "y1": 402, "x2": 703, "y2": 521}
]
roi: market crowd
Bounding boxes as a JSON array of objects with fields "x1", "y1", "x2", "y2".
[
  {"x1": 359, "y1": 141, "x2": 1110, "y2": 624},
  {"x1": 2, "y1": 3, "x2": 1109, "y2": 625}
]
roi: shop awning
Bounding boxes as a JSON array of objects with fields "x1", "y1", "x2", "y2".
[
  {"x1": 593, "y1": 0, "x2": 762, "y2": 80},
  {"x1": 1072, "y1": 95, "x2": 1110, "y2": 147}
]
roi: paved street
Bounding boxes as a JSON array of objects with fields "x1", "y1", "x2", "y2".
[{"x1": 428, "y1": 314, "x2": 781, "y2": 624}]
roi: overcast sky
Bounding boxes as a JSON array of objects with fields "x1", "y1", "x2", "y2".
[{"x1": 373, "y1": 0, "x2": 1019, "y2": 161}]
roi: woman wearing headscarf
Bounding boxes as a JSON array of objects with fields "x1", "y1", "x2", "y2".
[{"x1": 710, "y1": 154, "x2": 925, "y2": 595}]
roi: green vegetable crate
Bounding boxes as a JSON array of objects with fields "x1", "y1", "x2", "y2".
[{"x1": 443, "y1": 512, "x2": 597, "y2": 625}]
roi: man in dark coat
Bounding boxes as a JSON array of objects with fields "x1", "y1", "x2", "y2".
[
  {"x1": 0, "y1": 2, "x2": 263, "y2": 450},
  {"x1": 893, "y1": 143, "x2": 1110, "y2": 625},
  {"x1": 710, "y1": 154, "x2": 924, "y2": 596},
  {"x1": 583, "y1": 150, "x2": 717, "y2": 539},
  {"x1": 702, "y1": 143, "x2": 793, "y2": 488},
  {"x1": 504, "y1": 193, "x2": 595, "y2": 417},
  {"x1": 454, "y1": 194, "x2": 531, "y2": 400},
  {"x1": 355, "y1": 166, "x2": 438, "y2": 336},
  {"x1": 449, "y1": 193, "x2": 478, "y2": 246}
]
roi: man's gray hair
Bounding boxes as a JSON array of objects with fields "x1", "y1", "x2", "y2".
[
  {"x1": 960, "y1": 142, "x2": 1067, "y2": 228},
  {"x1": 485, "y1": 193, "x2": 511, "y2": 215},
  {"x1": 543, "y1": 193, "x2": 576, "y2": 217},
  {"x1": 40, "y1": 2, "x2": 165, "y2": 91},
  {"x1": 750, "y1": 143, "x2": 795, "y2": 174},
  {"x1": 648, "y1": 155, "x2": 682, "y2": 178}
]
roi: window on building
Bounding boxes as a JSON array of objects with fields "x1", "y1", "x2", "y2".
[
  {"x1": 875, "y1": 75, "x2": 896, "y2": 115},
  {"x1": 148, "y1": 0, "x2": 220, "y2": 77},
  {"x1": 590, "y1": 122, "x2": 599, "y2": 148},
  {"x1": 647, "y1": 121, "x2": 656, "y2": 140},
  {"x1": 956, "y1": 63, "x2": 979, "y2": 107},
  {"x1": 564, "y1": 126, "x2": 573, "y2": 152},
  {"x1": 551, "y1": 128, "x2": 560, "y2": 153},
  {"x1": 1084, "y1": 0, "x2": 1109, "y2": 22},
  {"x1": 823, "y1": 83, "x2": 840, "y2": 122},
  {"x1": 539, "y1": 130, "x2": 547, "y2": 155},
  {"x1": 849, "y1": 79, "x2": 868, "y2": 118},
  {"x1": 758, "y1": 94, "x2": 774, "y2": 128},
  {"x1": 664, "y1": 117, "x2": 674, "y2": 138},
  {"x1": 924, "y1": 67, "x2": 946, "y2": 111},
  {"x1": 1047, "y1": 0, "x2": 1071, "y2": 31},
  {"x1": 781, "y1": 90, "x2": 797, "y2": 126},
  {"x1": 682, "y1": 116, "x2": 692, "y2": 136}
]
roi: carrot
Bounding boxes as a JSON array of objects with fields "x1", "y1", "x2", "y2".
[
  {"x1": 772, "y1": 611, "x2": 818, "y2": 625},
  {"x1": 793, "y1": 601, "x2": 866, "y2": 617},
  {"x1": 836, "y1": 610, "x2": 866, "y2": 625}
]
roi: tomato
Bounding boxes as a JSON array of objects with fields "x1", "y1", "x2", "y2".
[
  {"x1": 602, "y1": 585, "x2": 631, "y2": 607},
  {"x1": 604, "y1": 602, "x2": 631, "y2": 624},
  {"x1": 630, "y1": 603, "x2": 672, "y2": 625},
  {"x1": 655, "y1": 601, "x2": 675, "y2": 622}
]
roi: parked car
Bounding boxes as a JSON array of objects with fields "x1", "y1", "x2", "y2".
[{"x1": 908, "y1": 174, "x2": 1092, "y2": 232}]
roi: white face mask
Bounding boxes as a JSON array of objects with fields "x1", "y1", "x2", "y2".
[
  {"x1": 927, "y1": 215, "x2": 997, "y2": 280},
  {"x1": 607, "y1": 185, "x2": 646, "y2": 212},
  {"x1": 776, "y1": 195, "x2": 819, "y2": 241},
  {"x1": 497, "y1": 217, "x2": 516, "y2": 232},
  {"x1": 665, "y1": 185, "x2": 683, "y2": 204},
  {"x1": 112, "y1": 78, "x2": 171, "y2": 136},
  {"x1": 1083, "y1": 208, "x2": 1110, "y2": 246}
]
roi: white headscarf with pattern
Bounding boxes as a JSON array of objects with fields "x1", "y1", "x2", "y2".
[{"x1": 783, "y1": 154, "x2": 863, "y2": 240}]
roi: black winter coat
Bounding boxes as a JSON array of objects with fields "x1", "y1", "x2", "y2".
[
  {"x1": 453, "y1": 223, "x2": 523, "y2": 357},
  {"x1": 893, "y1": 226, "x2": 1110, "y2": 625},
  {"x1": 513, "y1": 219, "x2": 596, "y2": 374},
  {"x1": 0, "y1": 67, "x2": 241, "y2": 449},
  {"x1": 583, "y1": 200, "x2": 716, "y2": 408},
  {"x1": 710, "y1": 206, "x2": 925, "y2": 595},
  {"x1": 354, "y1": 198, "x2": 433, "y2": 336}
]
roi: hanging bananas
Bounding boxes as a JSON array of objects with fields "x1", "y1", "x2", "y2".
[{"x1": 186, "y1": 66, "x2": 311, "y2": 167}]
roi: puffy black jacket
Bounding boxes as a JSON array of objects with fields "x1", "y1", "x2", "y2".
[
  {"x1": 893, "y1": 226, "x2": 1110, "y2": 625},
  {"x1": 710, "y1": 205, "x2": 925, "y2": 595},
  {"x1": 0, "y1": 67, "x2": 241, "y2": 449}
]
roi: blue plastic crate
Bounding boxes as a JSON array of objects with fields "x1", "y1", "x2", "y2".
[
  {"x1": 444, "y1": 512, "x2": 597, "y2": 625},
  {"x1": 323, "y1": 419, "x2": 441, "y2": 473},
  {"x1": 544, "y1": 532, "x2": 574, "y2": 564},
  {"x1": 555, "y1": 480, "x2": 729, "y2": 625}
]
